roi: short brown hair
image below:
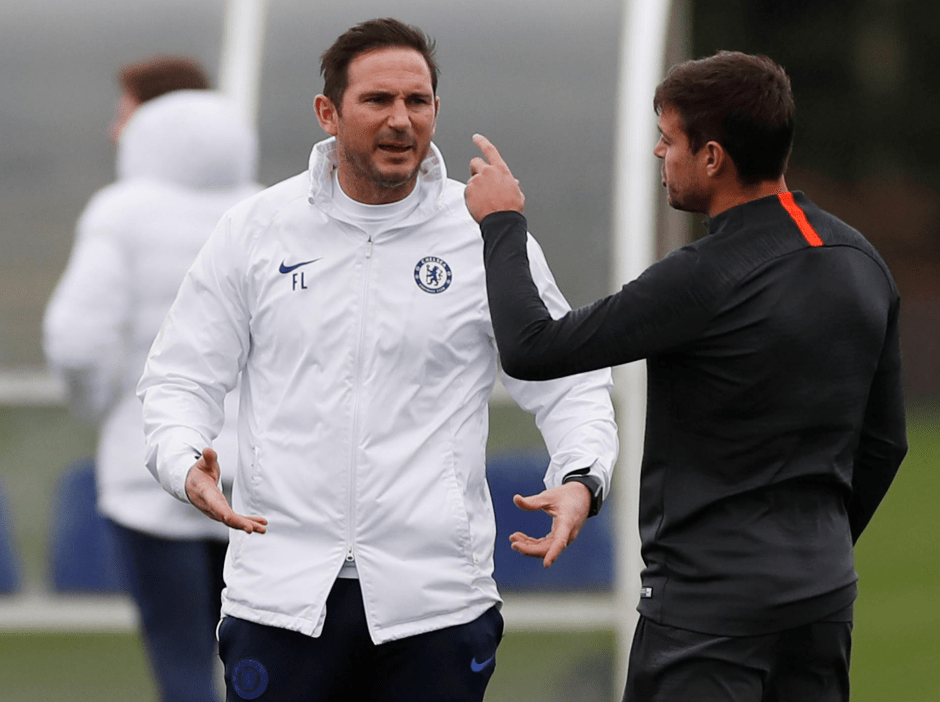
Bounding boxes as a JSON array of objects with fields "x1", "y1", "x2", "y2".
[
  {"x1": 654, "y1": 51, "x2": 795, "y2": 185},
  {"x1": 320, "y1": 18, "x2": 438, "y2": 111},
  {"x1": 118, "y1": 55, "x2": 209, "y2": 104}
]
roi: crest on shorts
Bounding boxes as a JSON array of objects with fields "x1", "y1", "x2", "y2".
[
  {"x1": 232, "y1": 658, "x2": 269, "y2": 700},
  {"x1": 414, "y1": 256, "x2": 452, "y2": 294}
]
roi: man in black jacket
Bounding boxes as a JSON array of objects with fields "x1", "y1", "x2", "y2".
[{"x1": 464, "y1": 51, "x2": 907, "y2": 702}]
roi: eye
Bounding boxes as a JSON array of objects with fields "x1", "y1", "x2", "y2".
[{"x1": 364, "y1": 94, "x2": 391, "y2": 105}]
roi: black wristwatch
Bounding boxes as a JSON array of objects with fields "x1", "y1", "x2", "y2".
[{"x1": 562, "y1": 470, "x2": 604, "y2": 517}]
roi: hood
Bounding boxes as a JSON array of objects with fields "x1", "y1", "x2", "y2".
[
  {"x1": 306, "y1": 137, "x2": 447, "y2": 222},
  {"x1": 117, "y1": 90, "x2": 258, "y2": 189}
]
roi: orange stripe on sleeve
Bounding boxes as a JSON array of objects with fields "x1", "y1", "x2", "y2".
[{"x1": 778, "y1": 192, "x2": 823, "y2": 247}]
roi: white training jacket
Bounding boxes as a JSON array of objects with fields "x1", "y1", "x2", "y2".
[
  {"x1": 138, "y1": 138, "x2": 618, "y2": 644},
  {"x1": 44, "y1": 90, "x2": 259, "y2": 538}
]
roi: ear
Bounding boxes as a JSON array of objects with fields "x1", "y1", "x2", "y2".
[
  {"x1": 702, "y1": 141, "x2": 728, "y2": 178},
  {"x1": 314, "y1": 94, "x2": 339, "y2": 136},
  {"x1": 432, "y1": 95, "x2": 440, "y2": 136}
]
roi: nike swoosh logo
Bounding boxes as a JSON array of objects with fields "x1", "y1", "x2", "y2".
[
  {"x1": 470, "y1": 653, "x2": 495, "y2": 673},
  {"x1": 279, "y1": 258, "x2": 322, "y2": 274}
]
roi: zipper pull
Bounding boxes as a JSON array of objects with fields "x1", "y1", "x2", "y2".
[
  {"x1": 366, "y1": 236, "x2": 373, "y2": 258},
  {"x1": 346, "y1": 544, "x2": 355, "y2": 562}
]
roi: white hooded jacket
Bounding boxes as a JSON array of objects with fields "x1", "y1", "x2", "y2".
[
  {"x1": 44, "y1": 90, "x2": 259, "y2": 538},
  {"x1": 138, "y1": 137, "x2": 618, "y2": 643}
]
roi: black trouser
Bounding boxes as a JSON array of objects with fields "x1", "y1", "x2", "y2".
[
  {"x1": 623, "y1": 615, "x2": 852, "y2": 702},
  {"x1": 218, "y1": 579, "x2": 503, "y2": 701}
]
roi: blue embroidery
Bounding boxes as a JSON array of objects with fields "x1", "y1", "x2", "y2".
[
  {"x1": 471, "y1": 653, "x2": 496, "y2": 672},
  {"x1": 232, "y1": 659, "x2": 269, "y2": 700},
  {"x1": 414, "y1": 256, "x2": 453, "y2": 294},
  {"x1": 279, "y1": 258, "x2": 321, "y2": 274}
]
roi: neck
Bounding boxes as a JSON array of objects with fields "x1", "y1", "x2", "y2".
[
  {"x1": 336, "y1": 167, "x2": 417, "y2": 206},
  {"x1": 707, "y1": 176, "x2": 788, "y2": 218}
]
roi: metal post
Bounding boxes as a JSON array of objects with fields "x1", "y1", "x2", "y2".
[
  {"x1": 611, "y1": 0, "x2": 674, "y2": 698},
  {"x1": 218, "y1": 0, "x2": 268, "y2": 125}
]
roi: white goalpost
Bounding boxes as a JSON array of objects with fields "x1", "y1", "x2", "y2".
[
  {"x1": 610, "y1": 0, "x2": 675, "y2": 695},
  {"x1": 218, "y1": 0, "x2": 268, "y2": 125}
]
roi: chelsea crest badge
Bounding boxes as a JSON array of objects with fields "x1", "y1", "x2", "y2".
[{"x1": 414, "y1": 256, "x2": 452, "y2": 294}]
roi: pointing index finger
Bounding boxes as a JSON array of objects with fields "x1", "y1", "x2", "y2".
[{"x1": 472, "y1": 133, "x2": 506, "y2": 167}]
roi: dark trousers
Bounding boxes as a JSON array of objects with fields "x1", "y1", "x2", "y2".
[
  {"x1": 109, "y1": 520, "x2": 227, "y2": 702},
  {"x1": 623, "y1": 615, "x2": 852, "y2": 702},
  {"x1": 217, "y1": 579, "x2": 503, "y2": 702}
]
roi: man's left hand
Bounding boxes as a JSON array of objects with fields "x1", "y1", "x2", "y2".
[
  {"x1": 465, "y1": 134, "x2": 525, "y2": 223},
  {"x1": 508, "y1": 481, "x2": 591, "y2": 568}
]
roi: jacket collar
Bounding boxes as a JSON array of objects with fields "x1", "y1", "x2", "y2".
[
  {"x1": 306, "y1": 137, "x2": 447, "y2": 226},
  {"x1": 706, "y1": 191, "x2": 809, "y2": 237}
]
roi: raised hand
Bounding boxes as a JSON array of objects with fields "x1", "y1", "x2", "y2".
[{"x1": 465, "y1": 134, "x2": 525, "y2": 223}]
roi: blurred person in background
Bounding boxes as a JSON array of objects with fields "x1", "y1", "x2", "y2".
[
  {"x1": 43, "y1": 55, "x2": 260, "y2": 702},
  {"x1": 137, "y1": 18, "x2": 617, "y2": 702},
  {"x1": 466, "y1": 51, "x2": 907, "y2": 702}
]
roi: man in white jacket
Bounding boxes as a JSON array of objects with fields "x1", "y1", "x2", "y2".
[
  {"x1": 138, "y1": 19, "x2": 618, "y2": 702},
  {"x1": 44, "y1": 56, "x2": 259, "y2": 702}
]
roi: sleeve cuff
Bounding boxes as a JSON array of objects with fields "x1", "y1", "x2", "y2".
[{"x1": 479, "y1": 210, "x2": 528, "y2": 232}]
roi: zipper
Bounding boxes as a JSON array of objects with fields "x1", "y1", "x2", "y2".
[{"x1": 346, "y1": 235, "x2": 374, "y2": 566}]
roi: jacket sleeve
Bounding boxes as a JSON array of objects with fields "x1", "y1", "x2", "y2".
[
  {"x1": 43, "y1": 192, "x2": 130, "y2": 421},
  {"x1": 498, "y1": 233, "x2": 619, "y2": 500},
  {"x1": 849, "y1": 293, "x2": 907, "y2": 542},
  {"x1": 481, "y1": 211, "x2": 719, "y2": 381},
  {"x1": 137, "y1": 213, "x2": 251, "y2": 503}
]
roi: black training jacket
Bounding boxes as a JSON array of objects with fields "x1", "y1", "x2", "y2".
[{"x1": 480, "y1": 191, "x2": 907, "y2": 636}]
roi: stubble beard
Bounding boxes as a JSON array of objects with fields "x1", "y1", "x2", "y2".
[
  {"x1": 340, "y1": 140, "x2": 426, "y2": 197},
  {"x1": 665, "y1": 182, "x2": 708, "y2": 215}
]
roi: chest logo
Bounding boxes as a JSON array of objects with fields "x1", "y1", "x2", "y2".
[
  {"x1": 279, "y1": 258, "x2": 321, "y2": 274},
  {"x1": 280, "y1": 257, "x2": 322, "y2": 291},
  {"x1": 414, "y1": 256, "x2": 452, "y2": 294}
]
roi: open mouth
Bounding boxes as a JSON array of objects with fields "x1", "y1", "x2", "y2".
[{"x1": 378, "y1": 143, "x2": 413, "y2": 153}]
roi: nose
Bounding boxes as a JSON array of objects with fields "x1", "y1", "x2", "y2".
[
  {"x1": 387, "y1": 98, "x2": 410, "y2": 130},
  {"x1": 653, "y1": 137, "x2": 665, "y2": 158}
]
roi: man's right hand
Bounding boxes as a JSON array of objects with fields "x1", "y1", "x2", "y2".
[
  {"x1": 465, "y1": 134, "x2": 525, "y2": 223},
  {"x1": 185, "y1": 447, "x2": 267, "y2": 534}
]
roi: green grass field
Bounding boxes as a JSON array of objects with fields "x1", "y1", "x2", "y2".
[
  {"x1": 0, "y1": 632, "x2": 158, "y2": 702},
  {"x1": 0, "y1": 403, "x2": 936, "y2": 700},
  {"x1": 849, "y1": 404, "x2": 940, "y2": 701}
]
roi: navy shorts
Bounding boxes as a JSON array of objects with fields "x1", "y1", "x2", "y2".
[
  {"x1": 218, "y1": 579, "x2": 503, "y2": 702},
  {"x1": 623, "y1": 614, "x2": 853, "y2": 702}
]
